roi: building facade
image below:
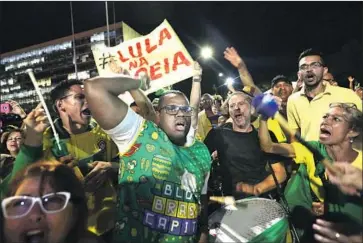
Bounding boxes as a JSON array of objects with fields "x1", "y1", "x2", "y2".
[{"x1": 0, "y1": 22, "x2": 124, "y2": 113}]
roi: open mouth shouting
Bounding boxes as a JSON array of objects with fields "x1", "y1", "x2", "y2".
[
  {"x1": 305, "y1": 73, "x2": 316, "y2": 82},
  {"x1": 23, "y1": 229, "x2": 46, "y2": 243},
  {"x1": 234, "y1": 113, "x2": 245, "y2": 123},
  {"x1": 81, "y1": 108, "x2": 91, "y2": 117},
  {"x1": 175, "y1": 119, "x2": 186, "y2": 132},
  {"x1": 319, "y1": 125, "x2": 332, "y2": 139}
]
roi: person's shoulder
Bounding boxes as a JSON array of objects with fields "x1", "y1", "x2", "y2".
[
  {"x1": 329, "y1": 85, "x2": 359, "y2": 98},
  {"x1": 198, "y1": 110, "x2": 206, "y2": 119},
  {"x1": 329, "y1": 85, "x2": 353, "y2": 92},
  {"x1": 287, "y1": 91, "x2": 303, "y2": 102}
]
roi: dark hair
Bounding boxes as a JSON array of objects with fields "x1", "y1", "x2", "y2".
[
  {"x1": 157, "y1": 90, "x2": 189, "y2": 111},
  {"x1": 0, "y1": 129, "x2": 24, "y2": 155},
  {"x1": 50, "y1": 79, "x2": 83, "y2": 110},
  {"x1": 130, "y1": 102, "x2": 137, "y2": 108},
  {"x1": 271, "y1": 75, "x2": 292, "y2": 88},
  {"x1": 298, "y1": 48, "x2": 325, "y2": 65},
  {"x1": 3, "y1": 160, "x2": 88, "y2": 243}
]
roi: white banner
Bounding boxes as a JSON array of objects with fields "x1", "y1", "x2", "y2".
[{"x1": 92, "y1": 20, "x2": 194, "y2": 103}]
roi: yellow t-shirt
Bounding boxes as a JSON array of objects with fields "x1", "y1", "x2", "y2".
[
  {"x1": 43, "y1": 119, "x2": 119, "y2": 235},
  {"x1": 292, "y1": 141, "x2": 362, "y2": 202},
  {"x1": 287, "y1": 83, "x2": 362, "y2": 141},
  {"x1": 252, "y1": 116, "x2": 287, "y2": 143},
  {"x1": 196, "y1": 110, "x2": 213, "y2": 141}
]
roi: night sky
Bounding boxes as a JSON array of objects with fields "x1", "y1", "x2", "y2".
[{"x1": 2, "y1": 1, "x2": 362, "y2": 94}]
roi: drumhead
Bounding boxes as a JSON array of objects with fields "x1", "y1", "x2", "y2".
[{"x1": 208, "y1": 198, "x2": 287, "y2": 242}]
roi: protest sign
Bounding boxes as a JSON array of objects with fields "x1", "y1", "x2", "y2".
[{"x1": 92, "y1": 20, "x2": 194, "y2": 103}]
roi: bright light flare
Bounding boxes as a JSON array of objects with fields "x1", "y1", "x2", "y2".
[
  {"x1": 218, "y1": 73, "x2": 224, "y2": 77},
  {"x1": 225, "y1": 77, "x2": 234, "y2": 85},
  {"x1": 201, "y1": 47, "x2": 213, "y2": 59}
]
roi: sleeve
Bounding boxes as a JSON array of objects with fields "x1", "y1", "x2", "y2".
[
  {"x1": 1, "y1": 144, "x2": 43, "y2": 197},
  {"x1": 196, "y1": 114, "x2": 206, "y2": 141},
  {"x1": 287, "y1": 97, "x2": 300, "y2": 130},
  {"x1": 203, "y1": 129, "x2": 217, "y2": 154},
  {"x1": 10, "y1": 144, "x2": 43, "y2": 180},
  {"x1": 291, "y1": 142, "x2": 312, "y2": 164},
  {"x1": 185, "y1": 126, "x2": 196, "y2": 147},
  {"x1": 201, "y1": 172, "x2": 210, "y2": 195},
  {"x1": 103, "y1": 107, "x2": 144, "y2": 154}
]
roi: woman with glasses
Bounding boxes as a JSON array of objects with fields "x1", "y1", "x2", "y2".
[
  {"x1": 258, "y1": 102, "x2": 362, "y2": 242},
  {"x1": 1, "y1": 160, "x2": 104, "y2": 243}
]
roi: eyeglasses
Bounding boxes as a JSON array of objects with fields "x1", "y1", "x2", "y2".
[
  {"x1": 329, "y1": 102, "x2": 358, "y2": 110},
  {"x1": 299, "y1": 62, "x2": 323, "y2": 71},
  {"x1": 159, "y1": 105, "x2": 194, "y2": 116},
  {"x1": 1, "y1": 192, "x2": 71, "y2": 219}
]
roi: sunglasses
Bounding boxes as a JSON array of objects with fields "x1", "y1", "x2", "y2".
[{"x1": 1, "y1": 192, "x2": 71, "y2": 219}]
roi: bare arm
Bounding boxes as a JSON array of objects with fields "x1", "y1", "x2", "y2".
[
  {"x1": 84, "y1": 75, "x2": 142, "y2": 130},
  {"x1": 129, "y1": 89, "x2": 157, "y2": 123},
  {"x1": 224, "y1": 47, "x2": 262, "y2": 95},
  {"x1": 190, "y1": 62, "x2": 202, "y2": 129},
  {"x1": 254, "y1": 162, "x2": 287, "y2": 195},
  {"x1": 259, "y1": 118, "x2": 296, "y2": 158},
  {"x1": 348, "y1": 76, "x2": 355, "y2": 90}
]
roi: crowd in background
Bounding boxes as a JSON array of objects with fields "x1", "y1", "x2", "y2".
[{"x1": 0, "y1": 47, "x2": 362, "y2": 243}]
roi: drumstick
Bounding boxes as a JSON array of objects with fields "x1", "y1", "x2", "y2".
[
  {"x1": 26, "y1": 69, "x2": 62, "y2": 151},
  {"x1": 210, "y1": 196, "x2": 236, "y2": 206},
  {"x1": 273, "y1": 112, "x2": 340, "y2": 176}
]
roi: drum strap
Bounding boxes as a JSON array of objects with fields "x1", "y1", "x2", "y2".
[{"x1": 267, "y1": 160, "x2": 301, "y2": 243}]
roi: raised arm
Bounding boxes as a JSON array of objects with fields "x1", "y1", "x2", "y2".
[
  {"x1": 129, "y1": 89, "x2": 157, "y2": 123},
  {"x1": 348, "y1": 76, "x2": 355, "y2": 90},
  {"x1": 259, "y1": 117, "x2": 296, "y2": 158},
  {"x1": 84, "y1": 75, "x2": 144, "y2": 130},
  {"x1": 190, "y1": 62, "x2": 202, "y2": 129},
  {"x1": 224, "y1": 47, "x2": 262, "y2": 95}
]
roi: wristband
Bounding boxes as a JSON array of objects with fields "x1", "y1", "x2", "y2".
[{"x1": 193, "y1": 75, "x2": 202, "y2": 82}]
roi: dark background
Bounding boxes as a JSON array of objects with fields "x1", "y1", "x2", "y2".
[{"x1": 1, "y1": 1, "x2": 362, "y2": 95}]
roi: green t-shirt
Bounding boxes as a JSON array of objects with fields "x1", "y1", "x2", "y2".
[{"x1": 113, "y1": 120, "x2": 211, "y2": 243}]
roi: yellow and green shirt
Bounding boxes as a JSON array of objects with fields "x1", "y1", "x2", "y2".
[{"x1": 43, "y1": 118, "x2": 119, "y2": 236}]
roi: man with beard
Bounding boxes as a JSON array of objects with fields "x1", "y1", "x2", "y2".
[
  {"x1": 44, "y1": 79, "x2": 119, "y2": 238},
  {"x1": 196, "y1": 93, "x2": 219, "y2": 141},
  {"x1": 84, "y1": 73, "x2": 211, "y2": 243},
  {"x1": 204, "y1": 92, "x2": 287, "y2": 200},
  {"x1": 223, "y1": 47, "x2": 290, "y2": 146},
  {"x1": 287, "y1": 49, "x2": 362, "y2": 141}
]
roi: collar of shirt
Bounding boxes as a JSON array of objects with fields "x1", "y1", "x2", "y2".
[{"x1": 299, "y1": 82, "x2": 333, "y2": 99}]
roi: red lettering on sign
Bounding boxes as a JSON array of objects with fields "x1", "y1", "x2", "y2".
[
  {"x1": 129, "y1": 60, "x2": 138, "y2": 70},
  {"x1": 145, "y1": 38, "x2": 157, "y2": 54},
  {"x1": 129, "y1": 42, "x2": 142, "y2": 58},
  {"x1": 134, "y1": 67, "x2": 148, "y2": 78},
  {"x1": 139, "y1": 57, "x2": 149, "y2": 67},
  {"x1": 117, "y1": 51, "x2": 129, "y2": 63},
  {"x1": 150, "y1": 62, "x2": 162, "y2": 80},
  {"x1": 172, "y1": 51, "x2": 191, "y2": 71},
  {"x1": 159, "y1": 28, "x2": 172, "y2": 46},
  {"x1": 163, "y1": 58, "x2": 170, "y2": 74}
]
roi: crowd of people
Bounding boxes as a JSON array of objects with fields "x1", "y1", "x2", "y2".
[{"x1": 0, "y1": 47, "x2": 362, "y2": 243}]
